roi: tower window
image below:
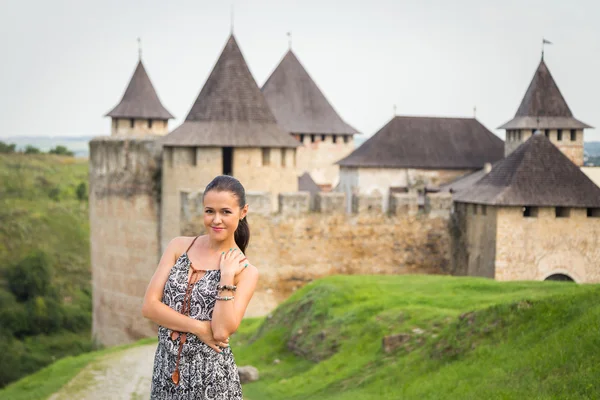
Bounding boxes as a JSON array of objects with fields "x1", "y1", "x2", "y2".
[
  {"x1": 517, "y1": 130, "x2": 522, "y2": 140},
  {"x1": 587, "y1": 208, "x2": 600, "y2": 218},
  {"x1": 344, "y1": 135, "x2": 349, "y2": 144},
  {"x1": 482, "y1": 205, "x2": 487, "y2": 215},
  {"x1": 557, "y1": 129, "x2": 563, "y2": 141},
  {"x1": 311, "y1": 134, "x2": 315, "y2": 143},
  {"x1": 322, "y1": 135, "x2": 326, "y2": 141},
  {"x1": 130, "y1": 118, "x2": 135, "y2": 128},
  {"x1": 473, "y1": 204, "x2": 478, "y2": 215},
  {"x1": 544, "y1": 129, "x2": 549, "y2": 138},
  {"x1": 523, "y1": 206, "x2": 538, "y2": 218},
  {"x1": 570, "y1": 130, "x2": 576, "y2": 141},
  {"x1": 148, "y1": 119, "x2": 153, "y2": 128},
  {"x1": 555, "y1": 207, "x2": 570, "y2": 218},
  {"x1": 281, "y1": 149, "x2": 286, "y2": 167},
  {"x1": 333, "y1": 135, "x2": 337, "y2": 144},
  {"x1": 299, "y1": 134, "x2": 305, "y2": 143},
  {"x1": 222, "y1": 147, "x2": 233, "y2": 175},
  {"x1": 262, "y1": 148, "x2": 270, "y2": 166}
]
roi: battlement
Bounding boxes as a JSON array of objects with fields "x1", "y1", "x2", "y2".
[{"x1": 180, "y1": 190, "x2": 452, "y2": 218}]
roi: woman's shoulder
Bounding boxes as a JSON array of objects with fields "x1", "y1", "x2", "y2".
[{"x1": 168, "y1": 235, "x2": 208, "y2": 250}]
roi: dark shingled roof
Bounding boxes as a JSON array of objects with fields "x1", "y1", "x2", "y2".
[
  {"x1": 298, "y1": 172, "x2": 321, "y2": 193},
  {"x1": 455, "y1": 134, "x2": 600, "y2": 207},
  {"x1": 439, "y1": 168, "x2": 490, "y2": 194},
  {"x1": 162, "y1": 35, "x2": 298, "y2": 148},
  {"x1": 499, "y1": 59, "x2": 592, "y2": 130},
  {"x1": 105, "y1": 60, "x2": 174, "y2": 120},
  {"x1": 337, "y1": 116, "x2": 504, "y2": 169},
  {"x1": 261, "y1": 50, "x2": 359, "y2": 135}
]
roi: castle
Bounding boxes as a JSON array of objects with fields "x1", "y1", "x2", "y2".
[{"x1": 89, "y1": 34, "x2": 600, "y2": 347}]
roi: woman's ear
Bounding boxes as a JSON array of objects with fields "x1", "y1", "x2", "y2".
[{"x1": 241, "y1": 204, "x2": 249, "y2": 219}]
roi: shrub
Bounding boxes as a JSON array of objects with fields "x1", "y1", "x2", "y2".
[
  {"x1": 6, "y1": 250, "x2": 53, "y2": 302},
  {"x1": 24, "y1": 145, "x2": 41, "y2": 154}
]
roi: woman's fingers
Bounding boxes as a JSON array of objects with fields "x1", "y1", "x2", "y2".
[{"x1": 208, "y1": 343, "x2": 223, "y2": 353}]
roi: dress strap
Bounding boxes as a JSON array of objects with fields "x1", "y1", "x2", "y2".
[{"x1": 185, "y1": 235, "x2": 200, "y2": 253}]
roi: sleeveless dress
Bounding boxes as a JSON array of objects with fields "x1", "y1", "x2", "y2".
[{"x1": 150, "y1": 250, "x2": 243, "y2": 399}]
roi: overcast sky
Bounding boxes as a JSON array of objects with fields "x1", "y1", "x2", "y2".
[{"x1": 1, "y1": 0, "x2": 599, "y2": 142}]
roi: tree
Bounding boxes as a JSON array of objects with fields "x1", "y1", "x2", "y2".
[
  {"x1": 6, "y1": 250, "x2": 53, "y2": 302},
  {"x1": 49, "y1": 145, "x2": 74, "y2": 157},
  {"x1": 24, "y1": 145, "x2": 41, "y2": 154},
  {"x1": 0, "y1": 141, "x2": 16, "y2": 153}
]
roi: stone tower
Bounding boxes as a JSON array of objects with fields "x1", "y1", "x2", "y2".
[
  {"x1": 452, "y1": 134, "x2": 600, "y2": 282},
  {"x1": 499, "y1": 57, "x2": 592, "y2": 166},
  {"x1": 90, "y1": 54, "x2": 173, "y2": 346},
  {"x1": 261, "y1": 49, "x2": 359, "y2": 189},
  {"x1": 158, "y1": 34, "x2": 300, "y2": 251},
  {"x1": 105, "y1": 57, "x2": 174, "y2": 135}
]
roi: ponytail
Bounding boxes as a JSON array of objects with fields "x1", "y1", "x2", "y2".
[{"x1": 234, "y1": 217, "x2": 250, "y2": 253}]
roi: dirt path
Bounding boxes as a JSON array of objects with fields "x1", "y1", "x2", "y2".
[{"x1": 49, "y1": 343, "x2": 157, "y2": 400}]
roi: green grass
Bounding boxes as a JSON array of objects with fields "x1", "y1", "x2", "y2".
[
  {"x1": 231, "y1": 274, "x2": 600, "y2": 400},
  {"x1": 3, "y1": 275, "x2": 598, "y2": 399},
  {"x1": 0, "y1": 338, "x2": 157, "y2": 400}
]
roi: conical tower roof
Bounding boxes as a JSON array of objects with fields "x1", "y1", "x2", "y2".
[
  {"x1": 261, "y1": 50, "x2": 359, "y2": 135},
  {"x1": 455, "y1": 134, "x2": 600, "y2": 207},
  {"x1": 105, "y1": 60, "x2": 173, "y2": 120},
  {"x1": 499, "y1": 59, "x2": 591, "y2": 130},
  {"x1": 162, "y1": 35, "x2": 298, "y2": 148}
]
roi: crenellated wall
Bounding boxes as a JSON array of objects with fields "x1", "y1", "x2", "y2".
[{"x1": 179, "y1": 190, "x2": 454, "y2": 317}]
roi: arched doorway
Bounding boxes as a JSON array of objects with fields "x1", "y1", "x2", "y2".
[{"x1": 544, "y1": 273, "x2": 575, "y2": 282}]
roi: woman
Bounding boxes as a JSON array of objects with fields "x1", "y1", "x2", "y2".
[{"x1": 142, "y1": 175, "x2": 259, "y2": 399}]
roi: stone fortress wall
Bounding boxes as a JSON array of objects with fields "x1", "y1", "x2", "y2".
[
  {"x1": 89, "y1": 136, "x2": 455, "y2": 345},
  {"x1": 179, "y1": 189, "x2": 454, "y2": 318}
]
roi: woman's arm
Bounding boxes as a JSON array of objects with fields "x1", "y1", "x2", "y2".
[
  {"x1": 211, "y1": 250, "x2": 259, "y2": 342},
  {"x1": 141, "y1": 237, "x2": 211, "y2": 339}
]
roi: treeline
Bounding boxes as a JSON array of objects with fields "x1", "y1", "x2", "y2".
[{"x1": 0, "y1": 140, "x2": 74, "y2": 156}]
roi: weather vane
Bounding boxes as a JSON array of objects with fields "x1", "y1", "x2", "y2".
[
  {"x1": 137, "y1": 37, "x2": 142, "y2": 60},
  {"x1": 542, "y1": 38, "x2": 552, "y2": 60}
]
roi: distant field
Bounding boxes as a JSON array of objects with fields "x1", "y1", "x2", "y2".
[
  {"x1": 2, "y1": 135, "x2": 599, "y2": 160},
  {"x1": 0, "y1": 136, "x2": 96, "y2": 158}
]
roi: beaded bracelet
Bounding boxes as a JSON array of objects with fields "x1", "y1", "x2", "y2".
[
  {"x1": 217, "y1": 284, "x2": 237, "y2": 292},
  {"x1": 215, "y1": 295, "x2": 234, "y2": 301}
]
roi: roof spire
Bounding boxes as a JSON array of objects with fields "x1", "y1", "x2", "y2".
[
  {"x1": 137, "y1": 37, "x2": 142, "y2": 60},
  {"x1": 542, "y1": 38, "x2": 552, "y2": 60},
  {"x1": 287, "y1": 32, "x2": 292, "y2": 50},
  {"x1": 473, "y1": 106, "x2": 477, "y2": 118},
  {"x1": 230, "y1": 4, "x2": 234, "y2": 34},
  {"x1": 393, "y1": 104, "x2": 397, "y2": 117}
]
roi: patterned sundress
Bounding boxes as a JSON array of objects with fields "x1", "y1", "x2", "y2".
[{"x1": 150, "y1": 243, "x2": 243, "y2": 399}]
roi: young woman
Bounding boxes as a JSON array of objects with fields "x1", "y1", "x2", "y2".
[{"x1": 142, "y1": 175, "x2": 259, "y2": 399}]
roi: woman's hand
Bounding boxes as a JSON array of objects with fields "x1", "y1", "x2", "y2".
[
  {"x1": 190, "y1": 320, "x2": 229, "y2": 353},
  {"x1": 219, "y1": 248, "x2": 249, "y2": 277}
]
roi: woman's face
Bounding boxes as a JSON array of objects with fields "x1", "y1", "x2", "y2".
[{"x1": 203, "y1": 190, "x2": 247, "y2": 241}]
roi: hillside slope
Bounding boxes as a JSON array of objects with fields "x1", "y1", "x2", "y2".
[
  {"x1": 2, "y1": 275, "x2": 598, "y2": 400},
  {"x1": 0, "y1": 154, "x2": 93, "y2": 387},
  {"x1": 234, "y1": 275, "x2": 600, "y2": 400}
]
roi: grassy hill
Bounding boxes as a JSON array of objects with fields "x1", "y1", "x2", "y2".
[
  {"x1": 2, "y1": 275, "x2": 598, "y2": 399},
  {"x1": 0, "y1": 153, "x2": 93, "y2": 387},
  {"x1": 233, "y1": 275, "x2": 600, "y2": 399}
]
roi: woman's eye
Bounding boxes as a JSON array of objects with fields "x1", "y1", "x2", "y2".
[{"x1": 205, "y1": 210, "x2": 212, "y2": 214}]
